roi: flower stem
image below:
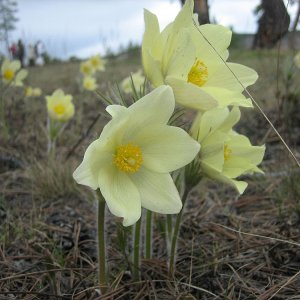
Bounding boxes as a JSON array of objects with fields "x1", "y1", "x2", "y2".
[
  {"x1": 96, "y1": 190, "x2": 107, "y2": 294},
  {"x1": 166, "y1": 215, "x2": 173, "y2": 243},
  {"x1": 168, "y1": 187, "x2": 190, "y2": 277},
  {"x1": 0, "y1": 92, "x2": 9, "y2": 140},
  {"x1": 145, "y1": 210, "x2": 152, "y2": 259},
  {"x1": 132, "y1": 217, "x2": 142, "y2": 281}
]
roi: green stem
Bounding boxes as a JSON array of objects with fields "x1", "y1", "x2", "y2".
[
  {"x1": 166, "y1": 215, "x2": 173, "y2": 243},
  {"x1": 97, "y1": 190, "x2": 107, "y2": 294},
  {"x1": 168, "y1": 187, "x2": 190, "y2": 277},
  {"x1": 0, "y1": 92, "x2": 9, "y2": 139},
  {"x1": 132, "y1": 217, "x2": 142, "y2": 281},
  {"x1": 145, "y1": 210, "x2": 152, "y2": 259}
]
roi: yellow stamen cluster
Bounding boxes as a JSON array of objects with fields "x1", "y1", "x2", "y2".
[
  {"x1": 187, "y1": 59, "x2": 208, "y2": 87},
  {"x1": 224, "y1": 144, "x2": 232, "y2": 162},
  {"x1": 114, "y1": 143, "x2": 143, "y2": 173},
  {"x1": 53, "y1": 104, "x2": 66, "y2": 115},
  {"x1": 3, "y1": 69, "x2": 15, "y2": 81}
]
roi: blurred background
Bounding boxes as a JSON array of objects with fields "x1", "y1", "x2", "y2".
[{"x1": 1, "y1": 0, "x2": 299, "y2": 61}]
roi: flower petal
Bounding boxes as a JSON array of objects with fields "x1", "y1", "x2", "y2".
[
  {"x1": 142, "y1": 50, "x2": 165, "y2": 87},
  {"x1": 191, "y1": 107, "x2": 241, "y2": 141},
  {"x1": 73, "y1": 139, "x2": 113, "y2": 189},
  {"x1": 166, "y1": 76, "x2": 218, "y2": 110},
  {"x1": 134, "y1": 125, "x2": 200, "y2": 173},
  {"x1": 131, "y1": 167, "x2": 182, "y2": 214},
  {"x1": 200, "y1": 86, "x2": 253, "y2": 108},
  {"x1": 117, "y1": 86, "x2": 175, "y2": 143},
  {"x1": 10, "y1": 60, "x2": 21, "y2": 71},
  {"x1": 106, "y1": 105, "x2": 127, "y2": 118},
  {"x1": 98, "y1": 165, "x2": 141, "y2": 226},
  {"x1": 191, "y1": 24, "x2": 231, "y2": 61},
  {"x1": 143, "y1": 9, "x2": 161, "y2": 54},
  {"x1": 163, "y1": 29, "x2": 196, "y2": 80},
  {"x1": 206, "y1": 62, "x2": 258, "y2": 92},
  {"x1": 15, "y1": 69, "x2": 28, "y2": 86}
]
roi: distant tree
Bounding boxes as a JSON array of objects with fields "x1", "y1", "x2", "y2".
[
  {"x1": 289, "y1": 0, "x2": 300, "y2": 49},
  {"x1": 0, "y1": 0, "x2": 18, "y2": 57},
  {"x1": 253, "y1": 0, "x2": 290, "y2": 49},
  {"x1": 180, "y1": 0, "x2": 210, "y2": 24}
]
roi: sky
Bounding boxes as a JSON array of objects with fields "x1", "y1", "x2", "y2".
[{"x1": 4, "y1": 0, "x2": 299, "y2": 59}]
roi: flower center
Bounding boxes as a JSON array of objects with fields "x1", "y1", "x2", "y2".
[
  {"x1": 3, "y1": 69, "x2": 15, "y2": 81},
  {"x1": 91, "y1": 57, "x2": 99, "y2": 67},
  {"x1": 224, "y1": 144, "x2": 232, "y2": 162},
  {"x1": 187, "y1": 59, "x2": 208, "y2": 87},
  {"x1": 114, "y1": 143, "x2": 143, "y2": 173},
  {"x1": 53, "y1": 104, "x2": 66, "y2": 115}
]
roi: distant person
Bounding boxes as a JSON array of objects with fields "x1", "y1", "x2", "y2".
[
  {"x1": 17, "y1": 39, "x2": 25, "y2": 67},
  {"x1": 35, "y1": 40, "x2": 45, "y2": 66},
  {"x1": 9, "y1": 43, "x2": 18, "y2": 60},
  {"x1": 28, "y1": 44, "x2": 36, "y2": 67}
]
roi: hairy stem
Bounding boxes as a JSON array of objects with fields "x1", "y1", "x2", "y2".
[
  {"x1": 168, "y1": 187, "x2": 190, "y2": 277},
  {"x1": 97, "y1": 190, "x2": 107, "y2": 294},
  {"x1": 145, "y1": 210, "x2": 152, "y2": 259},
  {"x1": 132, "y1": 217, "x2": 142, "y2": 281}
]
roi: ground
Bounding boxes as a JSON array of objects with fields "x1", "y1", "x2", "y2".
[{"x1": 0, "y1": 48, "x2": 300, "y2": 299}]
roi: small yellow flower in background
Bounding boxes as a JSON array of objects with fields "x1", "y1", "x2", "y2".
[
  {"x1": 25, "y1": 86, "x2": 33, "y2": 97},
  {"x1": 73, "y1": 86, "x2": 200, "y2": 226},
  {"x1": 80, "y1": 61, "x2": 95, "y2": 77},
  {"x1": 1, "y1": 59, "x2": 28, "y2": 86},
  {"x1": 121, "y1": 70, "x2": 145, "y2": 94},
  {"x1": 142, "y1": 0, "x2": 258, "y2": 110},
  {"x1": 83, "y1": 76, "x2": 98, "y2": 91},
  {"x1": 46, "y1": 89, "x2": 74, "y2": 122},
  {"x1": 294, "y1": 51, "x2": 300, "y2": 69},
  {"x1": 89, "y1": 54, "x2": 105, "y2": 71},
  {"x1": 191, "y1": 107, "x2": 265, "y2": 194},
  {"x1": 32, "y1": 87, "x2": 42, "y2": 97},
  {"x1": 25, "y1": 86, "x2": 42, "y2": 97}
]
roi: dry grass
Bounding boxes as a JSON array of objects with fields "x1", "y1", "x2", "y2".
[{"x1": 0, "y1": 48, "x2": 300, "y2": 299}]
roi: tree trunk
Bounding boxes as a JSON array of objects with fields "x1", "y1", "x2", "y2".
[
  {"x1": 180, "y1": 0, "x2": 210, "y2": 24},
  {"x1": 289, "y1": 0, "x2": 300, "y2": 49},
  {"x1": 253, "y1": 0, "x2": 290, "y2": 49}
]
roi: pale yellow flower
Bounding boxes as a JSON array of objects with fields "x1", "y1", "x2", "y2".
[
  {"x1": 89, "y1": 54, "x2": 105, "y2": 71},
  {"x1": 83, "y1": 76, "x2": 98, "y2": 91},
  {"x1": 46, "y1": 89, "x2": 74, "y2": 122},
  {"x1": 80, "y1": 60, "x2": 95, "y2": 77},
  {"x1": 191, "y1": 107, "x2": 265, "y2": 194},
  {"x1": 121, "y1": 70, "x2": 145, "y2": 94},
  {"x1": 32, "y1": 87, "x2": 42, "y2": 97},
  {"x1": 73, "y1": 86, "x2": 200, "y2": 226},
  {"x1": 142, "y1": 0, "x2": 257, "y2": 110},
  {"x1": 25, "y1": 86, "x2": 33, "y2": 97},
  {"x1": 1, "y1": 59, "x2": 28, "y2": 86}
]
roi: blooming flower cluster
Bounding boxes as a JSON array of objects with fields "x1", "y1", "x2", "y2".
[
  {"x1": 80, "y1": 54, "x2": 105, "y2": 91},
  {"x1": 73, "y1": 0, "x2": 265, "y2": 226},
  {"x1": 142, "y1": 0, "x2": 265, "y2": 195}
]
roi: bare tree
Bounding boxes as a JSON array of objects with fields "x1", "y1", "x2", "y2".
[
  {"x1": 180, "y1": 0, "x2": 210, "y2": 24},
  {"x1": 253, "y1": 0, "x2": 290, "y2": 49},
  {"x1": 0, "y1": 0, "x2": 18, "y2": 57}
]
